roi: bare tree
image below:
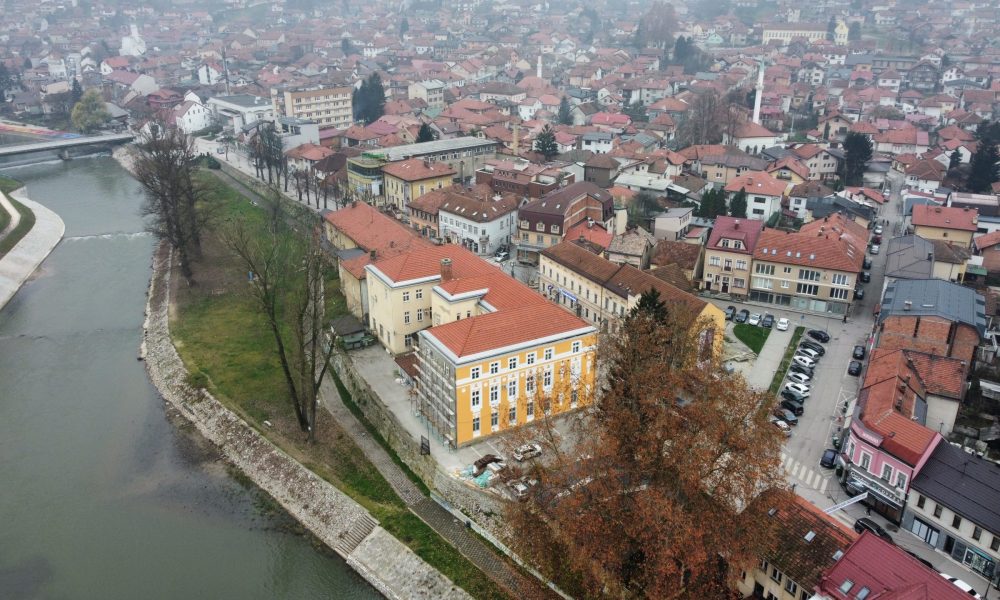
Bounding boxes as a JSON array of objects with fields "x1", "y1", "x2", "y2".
[
  {"x1": 133, "y1": 122, "x2": 204, "y2": 284},
  {"x1": 677, "y1": 91, "x2": 726, "y2": 146},
  {"x1": 221, "y1": 194, "x2": 336, "y2": 440}
]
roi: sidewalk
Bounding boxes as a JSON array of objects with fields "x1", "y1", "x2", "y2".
[
  {"x1": 0, "y1": 188, "x2": 21, "y2": 236},
  {"x1": 0, "y1": 188, "x2": 65, "y2": 311},
  {"x1": 319, "y1": 376, "x2": 557, "y2": 600}
]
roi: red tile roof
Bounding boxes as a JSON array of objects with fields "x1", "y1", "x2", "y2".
[
  {"x1": 564, "y1": 221, "x2": 613, "y2": 249},
  {"x1": 911, "y1": 204, "x2": 979, "y2": 232},
  {"x1": 724, "y1": 171, "x2": 789, "y2": 197},
  {"x1": 754, "y1": 228, "x2": 864, "y2": 273},
  {"x1": 382, "y1": 158, "x2": 457, "y2": 181},
  {"x1": 817, "y1": 532, "x2": 970, "y2": 600},
  {"x1": 707, "y1": 215, "x2": 764, "y2": 255},
  {"x1": 324, "y1": 202, "x2": 430, "y2": 278}
]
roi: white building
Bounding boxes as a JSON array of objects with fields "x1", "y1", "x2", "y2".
[
  {"x1": 207, "y1": 94, "x2": 274, "y2": 131},
  {"x1": 119, "y1": 24, "x2": 147, "y2": 57},
  {"x1": 172, "y1": 93, "x2": 212, "y2": 134},
  {"x1": 438, "y1": 192, "x2": 519, "y2": 256}
]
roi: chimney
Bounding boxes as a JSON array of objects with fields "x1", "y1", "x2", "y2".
[
  {"x1": 734, "y1": 220, "x2": 740, "y2": 229},
  {"x1": 370, "y1": 249, "x2": 377, "y2": 261},
  {"x1": 903, "y1": 300, "x2": 913, "y2": 310},
  {"x1": 423, "y1": 159, "x2": 430, "y2": 169},
  {"x1": 440, "y1": 257, "x2": 453, "y2": 281}
]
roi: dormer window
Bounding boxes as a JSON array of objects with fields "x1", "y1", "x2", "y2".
[
  {"x1": 551, "y1": 225, "x2": 560, "y2": 234},
  {"x1": 536, "y1": 222, "x2": 544, "y2": 232},
  {"x1": 721, "y1": 239, "x2": 730, "y2": 248}
]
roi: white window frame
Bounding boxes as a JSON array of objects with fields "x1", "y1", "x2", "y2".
[{"x1": 471, "y1": 388, "x2": 481, "y2": 411}]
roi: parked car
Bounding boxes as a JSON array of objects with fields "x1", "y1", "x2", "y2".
[
  {"x1": 870, "y1": 244, "x2": 880, "y2": 255},
  {"x1": 748, "y1": 313, "x2": 762, "y2": 326},
  {"x1": 773, "y1": 408, "x2": 799, "y2": 426},
  {"x1": 872, "y1": 234, "x2": 882, "y2": 245},
  {"x1": 735, "y1": 309, "x2": 750, "y2": 323},
  {"x1": 854, "y1": 287, "x2": 865, "y2": 300},
  {"x1": 863, "y1": 257, "x2": 873, "y2": 269},
  {"x1": 781, "y1": 390, "x2": 807, "y2": 404},
  {"x1": 848, "y1": 360, "x2": 863, "y2": 376},
  {"x1": 820, "y1": 449, "x2": 838, "y2": 469},
  {"x1": 799, "y1": 340, "x2": 826, "y2": 356},
  {"x1": 787, "y1": 370, "x2": 812, "y2": 385},
  {"x1": 940, "y1": 574, "x2": 982, "y2": 598},
  {"x1": 859, "y1": 271, "x2": 871, "y2": 283},
  {"x1": 508, "y1": 477, "x2": 538, "y2": 500},
  {"x1": 874, "y1": 225, "x2": 884, "y2": 235},
  {"x1": 776, "y1": 317, "x2": 790, "y2": 331},
  {"x1": 784, "y1": 382, "x2": 811, "y2": 397},
  {"x1": 513, "y1": 442, "x2": 542, "y2": 462},
  {"x1": 725, "y1": 305, "x2": 737, "y2": 320},
  {"x1": 761, "y1": 313, "x2": 774, "y2": 328},
  {"x1": 796, "y1": 347, "x2": 822, "y2": 361},
  {"x1": 854, "y1": 517, "x2": 893, "y2": 543},
  {"x1": 853, "y1": 345, "x2": 867, "y2": 360},
  {"x1": 494, "y1": 250, "x2": 509, "y2": 262},
  {"x1": 770, "y1": 417, "x2": 792, "y2": 437},
  {"x1": 807, "y1": 329, "x2": 830, "y2": 343},
  {"x1": 789, "y1": 363, "x2": 814, "y2": 377},
  {"x1": 793, "y1": 355, "x2": 817, "y2": 369},
  {"x1": 780, "y1": 399, "x2": 804, "y2": 416}
]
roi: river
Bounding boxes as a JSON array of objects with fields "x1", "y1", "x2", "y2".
[{"x1": 0, "y1": 157, "x2": 380, "y2": 599}]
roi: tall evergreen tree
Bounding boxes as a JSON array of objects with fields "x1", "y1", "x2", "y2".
[
  {"x1": 534, "y1": 125, "x2": 558, "y2": 160},
  {"x1": 557, "y1": 96, "x2": 573, "y2": 125},
  {"x1": 949, "y1": 149, "x2": 962, "y2": 171},
  {"x1": 416, "y1": 122, "x2": 436, "y2": 143},
  {"x1": 729, "y1": 187, "x2": 748, "y2": 218},
  {"x1": 842, "y1": 132, "x2": 873, "y2": 186},
  {"x1": 70, "y1": 79, "x2": 83, "y2": 104},
  {"x1": 967, "y1": 141, "x2": 999, "y2": 193}
]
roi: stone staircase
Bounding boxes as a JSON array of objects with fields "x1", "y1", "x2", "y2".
[{"x1": 335, "y1": 513, "x2": 379, "y2": 557}]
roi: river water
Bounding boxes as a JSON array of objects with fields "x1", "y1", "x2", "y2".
[{"x1": 0, "y1": 157, "x2": 380, "y2": 599}]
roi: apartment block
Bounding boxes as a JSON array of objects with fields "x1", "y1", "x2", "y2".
[{"x1": 272, "y1": 85, "x2": 354, "y2": 129}]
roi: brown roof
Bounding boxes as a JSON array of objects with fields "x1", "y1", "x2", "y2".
[
  {"x1": 911, "y1": 204, "x2": 978, "y2": 232},
  {"x1": 929, "y1": 239, "x2": 970, "y2": 264},
  {"x1": 724, "y1": 171, "x2": 789, "y2": 197},
  {"x1": 438, "y1": 189, "x2": 519, "y2": 223},
  {"x1": 754, "y1": 228, "x2": 863, "y2": 273},
  {"x1": 648, "y1": 263, "x2": 694, "y2": 292},
  {"x1": 650, "y1": 239, "x2": 702, "y2": 271},
  {"x1": 382, "y1": 158, "x2": 457, "y2": 182},
  {"x1": 541, "y1": 241, "x2": 706, "y2": 315}
]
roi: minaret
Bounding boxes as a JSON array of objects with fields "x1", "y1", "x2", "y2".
[
  {"x1": 536, "y1": 55, "x2": 542, "y2": 79},
  {"x1": 752, "y1": 62, "x2": 765, "y2": 125},
  {"x1": 512, "y1": 122, "x2": 519, "y2": 156}
]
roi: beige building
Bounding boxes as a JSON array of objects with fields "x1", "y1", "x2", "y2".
[
  {"x1": 762, "y1": 23, "x2": 829, "y2": 44},
  {"x1": 382, "y1": 158, "x2": 456, "y2": 211},
  {"x1": 701, "y1": 216, "x2": 764, "y2": 298},
  {"x1": 515, "y1": 182, "x2": 616, "y2": 264},
  {"x1": 407, "y1": 79, "x2": 445, "y2": 110},
  {"x1": 911, "y1": 204, "x2": 978, "y2": 249},
  {"x1": 272, "y1": 85, "x2": 354, "y2": 129}
]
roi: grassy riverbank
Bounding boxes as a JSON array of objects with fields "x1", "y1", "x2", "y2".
[
  {"x1": 170, "y1": 172, "x2": 509, "y2": 600},
  {"x1": 0, "y1": 175, "x2": 36, "y2": 258}
]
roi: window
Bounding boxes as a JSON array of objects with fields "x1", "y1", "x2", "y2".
[
  {"x1": 402, "y1": 291, "x2": 410, "y2": 302},
  {"x1": 527, "y1": 400, "x2": 534, "y2": 418},
  {"x1": 952, "y1": 515, "x2": 962, "y2": 529},
  {"x1": 489, "y1": 385, "x2": 499, "y2": 405},
  {"x1": 508, "y1": 356, "x2": 518, "y2": 370},
  {"x1": 508, "y1": 404, "x2": 516, "y2": 424},
  {"x1": 831, "y1": 288, "x2": 849, "y2": 300},
  {"x1": 507, "y1": 379, "x2": 517, "y2": 399},
  {"x1": 572, "y1": 341, "x2": 581, "y2": 353},
  {"x1": 471, "y1": 388, "x2": 481, "y2": 410},
  {"x1": 526, "y1": 352, "x2": 536, "y2": 365},
  {"x1": 917, "y1": 495, "x2": 926, "y2": 509},
  {"x1": 544, "y1": 348, "x2": 553, "y2": 360},
  {"x1": 571, "y1": 389, "x2": 578, "y2": 406},
  {"x1": 832, "y1": 273, "x2": 849, "y2": 285},
  {"x1": 415, "y1": 288, "x2": 423, "y2": 300},
  {"x1": 489, "y1": 361, "x2": 499, "y2": 375},
  {"x1": 973, "y1": 526, "x2": 982, "y2": 541},
  {"x1": 839, "y1": 580, "x2": 854, "y2": 594},
  {"x1": 769, "y1": 566, "x2": 782, "y2": 583},
  {"x1": 934, "y1": 504, "x2": 943, "y2": 518},
  {"x1": 896, "y1": 472, "x2": 907, "y2": 489},
  {"x1": 404, "y1": 311, "x2": 411, "y2": 324},
  {"x1": 470, "y1": 366, "x2": 481, "y2": 380},
  {"x1": 785, "y1": 579, "x2": 798, "y2": 595},
  {"x1": 736, "y1": 259, "x2": 747, "y2": 270},
  {"x1": 860, "y1": 452, "x2": 871, "y2": 471},
  {"x1": 881, "y1": 464, "x2": 893, "y2": 482},
  {"x1": 755, "y1": 263, "x2": 775, "y2": 275},
  {"x1": 472, "y1": 416, "x2": 480, "y2": 433},
  {"x1": 536, "y1": 222, "x2": 544, "y2": 231},
  {"x1": 526, "y1": 375, "x2": 535, "y2": 394},
  {"x1": 734, "y1": 278, "x2": 746, "y2": 289},
  {"x1": 991, "y1": 536, "x2": 1000, "y2": 552},
  {"x1": 543, "y1": 368, "x2": 552, "y2": 389},
  {"x1": 798, "y1": 269, "x2": 820, "y2": 281},
  {"x1": 491, "y1": 409, "x2": 499, "y2": 429},
  {"x1": 709, "y1": 256, "x2": 721, "y2": 266},
  {"x1": 796, "y1": 283, "x2": 819, "y2": 296}
]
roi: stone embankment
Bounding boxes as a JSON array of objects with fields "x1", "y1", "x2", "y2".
[
  {"x1": 0, "y1": 188, "x2": 65, "y2": 311},
  {"x1": 141, "y1": 241, "x2": 469, "y2": 600}
]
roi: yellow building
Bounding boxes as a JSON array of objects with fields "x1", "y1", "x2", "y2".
[
  {"x1": 539, "y1": 240, "x2": 725, "y2": 358},
  {"x1": 911, "y1": 204, "x2": 978, "y2": 249},
  {"x1": 382, "y1": 158, "x2": 456, "y2": 211},
  {"x1": 365, "y1": 244, "x2": 597, "y2": 447}
]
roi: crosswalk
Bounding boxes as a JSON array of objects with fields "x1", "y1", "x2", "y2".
[{"x1": 780, "y1": 452, "x2": 830, "y2": 494}]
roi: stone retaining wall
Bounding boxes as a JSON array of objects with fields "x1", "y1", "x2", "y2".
[{"x1": 142, "y1": 242, "x2": 467, "y2": 600}]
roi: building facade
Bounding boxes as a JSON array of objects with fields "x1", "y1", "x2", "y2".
[
  {"x1": 382, "y1": 158, "x2": 456, "y2": 211},
  {"x1": 515, "y1": 182, "x2": 615, "y2": 264},
  {"x1": 272, "y1": 85, "x2": 354, "y2": 130},
  {"x1": 701, "y1": 216, "x2": 763, "y2": 297}
]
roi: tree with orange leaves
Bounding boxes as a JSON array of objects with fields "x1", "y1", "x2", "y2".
[{"x1": 505, "y1": 290, "x2": 787, "y2": 598}]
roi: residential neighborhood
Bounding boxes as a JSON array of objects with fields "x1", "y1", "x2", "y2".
[{"x1": 2, "y1": 0, "x2": 1000, "y2": 597}]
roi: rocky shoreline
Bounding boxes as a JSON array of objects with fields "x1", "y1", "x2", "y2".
[{"x1": 140, "y1": 240, "x2": 470, "y2": 600}]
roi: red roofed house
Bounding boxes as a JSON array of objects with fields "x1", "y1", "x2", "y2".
[
  {"x1": 749, "y1": 224, "x2": 864, "y2": 315},
  {"x1": 285, "y1": 142, "x2": 335, "y2": 172},
  {"x1": 364, "y1": 244, "x2": 597, "y2": 446},
  {"x1": 723, "y1": 122, "x2": 779, "y2": 155},
  {"x1": 323, "y1": 201, "x2": 431, "y2": 323},
  {"x1": 905, "y1": 158, "x2": 947, "y2": 194},
  {"x1": 724, "y1": 171, "x2": 790, "y2": 222},
  {"x1": 813, "y1": 532, "x2": 971, "y2": 599},
  {"x1": 381, "y1": 158, "x2": 457, "y2": 211},
  {"x1": 701, "y1": 215, "x2": 764, "y2": 297},
  {"x1": 911, "y1": 204, "x2": 979, "y2": 248}
]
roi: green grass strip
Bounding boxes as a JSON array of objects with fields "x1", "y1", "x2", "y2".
[
  {"x1": 0, "y1": 197, "x2": 36, "y2": 257},
  {"x1": 768, "y1": 326, "x2": 805, "y2": 395}
]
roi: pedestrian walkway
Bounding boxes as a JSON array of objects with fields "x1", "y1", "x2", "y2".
[
  {"x1": 319, "y1": 377, "x2": 555, "y2": 600},
  {"x1": 0, "y1": 189, "x2": 21, "y2": 237},
  {"x1": 780, "y1": 451, "x2": 831, "y2": 495},
  {"x1": 0, "y1": 189, "x2": 65, "y2": 311}
]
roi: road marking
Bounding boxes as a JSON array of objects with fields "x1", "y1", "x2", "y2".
[{"x1": 781, "y1": 452, "x2": 831, "y2": 493}]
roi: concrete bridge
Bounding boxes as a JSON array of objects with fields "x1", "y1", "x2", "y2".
[{"x1": 0, "y1": 133, "x2": 134, "y2": 158}]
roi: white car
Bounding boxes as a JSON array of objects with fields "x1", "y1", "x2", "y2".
[
  {"x1": 870, "y1": 244, "x2": 881, "y2": 255},
  {"x1": 787, "y1": 371, "x2": 812, "y2": 385},
  {"x1": 796, "y1": 347, "x2": 822, "y2": 361},
  {"x1": 513, "y1": 442, "x2": 542, "y2": 462},
  {"x1": 939, "y1": 574, "x2": 982, "y2": 599},
  {"x1": 748, "y1": 313, "x2": 762, "y2": 326},
  {"x1": 792, "y1": 355, "x2": 817, "y2": 369},
  {"x1": 776, "y1": 317, "x2": 790, "y2": 331},
  {"x1": 784, "y1": 382, "x2": 811, "y2": 397},
  {"x1": 770, "y1": 417, "x2": 792, "y2": 438},
  {"x1": 874, "y1": 225, "x2": 884, "y2": 235}
]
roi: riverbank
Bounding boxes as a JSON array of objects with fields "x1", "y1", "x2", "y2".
[
  {"x1": 0, "y1": 185, "x2": 65, "y2": 311},
  {"x1": 142, "y1": 240, "x2": 470, "y2": 600}
]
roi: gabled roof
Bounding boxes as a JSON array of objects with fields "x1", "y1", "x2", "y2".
[
  {"x1": 724, "y1": 171, "x2": 789, "y2": 197},
  {"x1": 324, "y1": 201, "x2": 430, "y2": 258},
  {"x1": 911, "y1": 441, "x2": 1000, "y2": 535},
  {"x1": 754, "y1": 227, "x2": 863, "y2": 273},
  {"x1": 911, "y1": 204, "x2": 978, "y2": 231},
  {"x1": 880, "y1": 278, "x2": 987, "y2": 337},
  {"x1": 382, "y1": 158, "x2": 456, "y2": 182},
  {"x1": 706, "y1": 216, "x2": 764, "y2": 255}
]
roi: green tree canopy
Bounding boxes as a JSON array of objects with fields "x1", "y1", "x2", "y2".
[
  {"x1": 71, "y1": 89, "x2": 110, "y2": 133},
  {"x1": 416, "y1": 122, "x2": 436, "y2": 143},
  {"x1": 729, "y1": 187, "x2": 748, "y2": 218},
  {"x1": 352, "y1": 73, "x2": 386, "y2": 125},
  {"x1": 557, "y1": 96, "x2": 573, "y2": 125},
  {"x1": 842, "y1": 132, "x2": 873, "y2": 186},
  {"x1": 534, "y1": 125, "x2": 558, "y2": 160}
]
